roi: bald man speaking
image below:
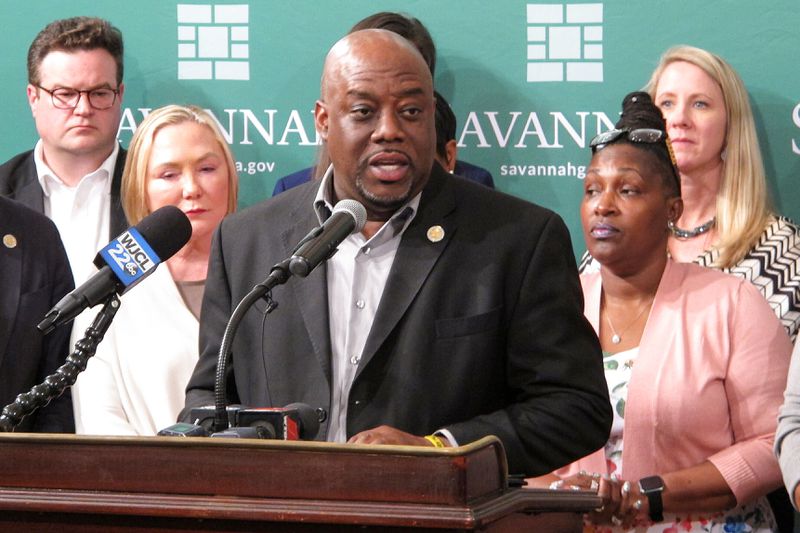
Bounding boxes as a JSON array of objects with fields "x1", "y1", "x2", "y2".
[{"x1": 182, "y1": 30, "x2": 610, "y2": 476}]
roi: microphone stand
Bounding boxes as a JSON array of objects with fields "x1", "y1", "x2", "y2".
[
  {"x1": 0, "y1": 294, "x2": 121, "y2": 432},
  {"x1": 212, "y1": 259, "x2": 291, "y2": 433}
]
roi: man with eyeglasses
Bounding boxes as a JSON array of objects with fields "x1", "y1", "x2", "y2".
[{"x1": 0, "y1": 16, "x2": 127, "y2": 287}]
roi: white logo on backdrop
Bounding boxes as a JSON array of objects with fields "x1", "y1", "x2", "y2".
[
  {"x1": 177, "y1": 4, "x2": 250, "y2": 80},
  {"x1": 526, "y1": 3, "x2": 603, "y2": 82}
]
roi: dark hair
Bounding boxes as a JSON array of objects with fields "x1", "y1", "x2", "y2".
[
  {"x1": 28, "y1": 17, "x2": 124, "y2": 86},
  {"x1": 349, "y1": 12, "x2": 436, "y2": 74},
  {"x1": 434, "y1": 90, "x2": 456, "y2": 161},
  {"x1": 612, "y1": 91, "x2": 681, "y2": 197}
]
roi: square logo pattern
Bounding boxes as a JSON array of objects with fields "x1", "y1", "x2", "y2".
[
  {"x1": 177, "y1": 4, "x2": 249, "y2": 80},
  {"x1": 526, "y1": 3, "x2": 603, "y2": 82}
]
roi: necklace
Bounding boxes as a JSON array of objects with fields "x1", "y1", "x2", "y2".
[
  {"x1": 604, "y1": 298, "x2": 653, "y2": 345},
  {"x1": 668, "y1": 217, "x2": 716, "y2": 239}
]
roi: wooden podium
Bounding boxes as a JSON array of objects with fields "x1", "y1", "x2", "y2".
[{"x1": 0, "y1": 433, "x2": 598, "y2": 531}]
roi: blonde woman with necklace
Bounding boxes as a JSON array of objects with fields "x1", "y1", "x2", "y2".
[
  {"x1": 537, "y1": 92, "x2": 791, "y2": 533},
  {"x1": 650, "y1": 46, "x2": 800, "y2": 345}
]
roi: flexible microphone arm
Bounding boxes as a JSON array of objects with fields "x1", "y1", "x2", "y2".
[
  {"x1": 211, "y1": 199, "x2": 365, "y2": 433},
  {"x1": 212, "y1": 260, "x2": 291, "y2": 433},
  {"x1": 0, "y1": 294, "x2": 121, "y2": 432}
]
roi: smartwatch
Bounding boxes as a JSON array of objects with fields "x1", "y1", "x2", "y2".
[{"x1": 637, "y1": 475, "x2": 665, "y2": 522}]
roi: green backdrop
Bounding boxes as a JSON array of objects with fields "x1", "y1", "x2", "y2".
[{"x1": 2, "y1": 1, "x2": 798, "y2": 256}]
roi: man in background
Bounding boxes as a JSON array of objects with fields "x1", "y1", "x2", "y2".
[
  {"x1": 0, "y1": 16, "x2": 128, "y2": 286},
  {"x1": 272, "y1": 11, "x2": 494, "y2": 196}
]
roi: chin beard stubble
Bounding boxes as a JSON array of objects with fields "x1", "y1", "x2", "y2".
[{"x1": 354, "y1": 159, "x2": 417, "y2": 212}]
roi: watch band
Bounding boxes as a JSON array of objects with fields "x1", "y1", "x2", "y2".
[{"x1": 638, "y1": 475, "x2": 664, "y2": 522}]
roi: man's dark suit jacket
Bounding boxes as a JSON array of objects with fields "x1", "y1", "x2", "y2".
[
  {"x1": 272, "y1": 160, "x2": 495, "y2": 196},
  {"x1": 183, "y1": 165, "x2": 611, "y2": 475},
  {"x1": 0, "y1": 196, "x2": 75, "y2": 432},
  {"x1": 0, "y1": 147, "x2": 129, "y2": 240}
]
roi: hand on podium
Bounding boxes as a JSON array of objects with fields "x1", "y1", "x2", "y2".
[{"x1": 347, "y1": 425, "x2": 452, "y2": 447}]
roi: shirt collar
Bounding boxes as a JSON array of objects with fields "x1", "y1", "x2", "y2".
[
  {"x1": 34, "y1": 140, "x2": 119, "y2": 196},
  {"x1": 312, "y1": 164, "x2": 420, "y2": 245}
]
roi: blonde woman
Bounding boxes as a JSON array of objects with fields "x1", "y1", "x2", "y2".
[{"x1": 73, "y1": 105, "x2": 238, "y2": 435}]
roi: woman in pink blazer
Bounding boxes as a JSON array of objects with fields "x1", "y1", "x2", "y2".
[{"x1": 540, "y1": 92, "x2": 792, "y2": 532}]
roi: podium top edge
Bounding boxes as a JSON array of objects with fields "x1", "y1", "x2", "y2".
[{"x1": 0, "y1": 432, "x2": 504, "y2": 457}]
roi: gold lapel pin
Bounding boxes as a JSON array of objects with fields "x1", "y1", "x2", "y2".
[
  {"x1": 3, "y1": 234, "x2": 17, "y2": 249},
  {"x1": 427, "y1": 225, "x2": 445, "y2": 243}
]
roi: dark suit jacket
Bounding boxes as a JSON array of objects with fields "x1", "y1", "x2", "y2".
[
  {"x1": 184, "y1": 165, "x2": 610, "y2": 475},
  {"x1": 0, "y1": 147, "x2": 129, "y2": 240},
  {"x1": 0, "y1": 196, "x2": 75, "y2": 432},
  {"x1": 272, "y1": 160, "x2": 494, "y2": 196}
]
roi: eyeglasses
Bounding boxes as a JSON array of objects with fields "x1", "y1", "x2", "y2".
[
  {"x1": 36, "y1": 85, "x2": 119, "y2": 110},
  {"x1": 590, "y1": 127, "x2": 681, "y2": 185}
]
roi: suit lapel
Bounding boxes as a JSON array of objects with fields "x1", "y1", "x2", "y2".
[
  {"x1": 108, "y1": 147, "x2": 129, "y2": 238},
  {"x1": 280, "y1": 185, "x2": 333, "y2": 383},
  {"x1": 357, "y1": 168, "x2": 456, "y2": 374},
  {"x1": 0, "y1": 212, "x2": 22, "y2": 367},
  {"x1": 13, "y1": 156, "x2": 46, "y2": 213}
]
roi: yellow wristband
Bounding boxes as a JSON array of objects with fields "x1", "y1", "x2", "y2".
[{"x1": 424, "y1": 434, "x2": 447, "y2": 448}]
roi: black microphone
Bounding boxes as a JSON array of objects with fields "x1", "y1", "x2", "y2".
[
  {"x1": 288, "y1": 199, "x2": 367, "y2": 277},
  {"x1": 187, "y1": 402, "x2": 321, "y2": 440},
  {"x1": 236, "y1": 403, "x2": 321, "y2": 440},
  {"x1": 37, "y1": 205, "x2": 192, "y2": 334}
]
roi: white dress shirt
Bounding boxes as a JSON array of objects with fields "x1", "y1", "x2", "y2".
[
  {"x1": 34, "y1": 140, "x2": 118, "y2": 286},
  {"x1": 314, "y1": 168, "x2": 419, "y2": 442}
]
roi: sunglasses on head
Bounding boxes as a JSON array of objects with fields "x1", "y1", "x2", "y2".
[
  {"x1": 589, "y1": 128, "x2": 667, "y2": 151},
  {"x1": 590, "y1": 127, "x2": 681, "y2": 187}
]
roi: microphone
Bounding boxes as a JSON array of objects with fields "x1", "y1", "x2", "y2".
[
  {"x1": 187, "y1": 402, "x2": 321, "y2": 440},
  {"x1": 236, "y1": 403, "x2": 321, "y2": 440},
  {"x1": 37, "y1": 205, "x2": 192, "y2": 334},
  {"x1": 288, "y1": 199, "x2": 367, "y2": 277}
]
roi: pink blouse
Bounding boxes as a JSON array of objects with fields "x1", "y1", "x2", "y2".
[{"x1": 559, "y1": 260, "x2": 791, "y2": 504}]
